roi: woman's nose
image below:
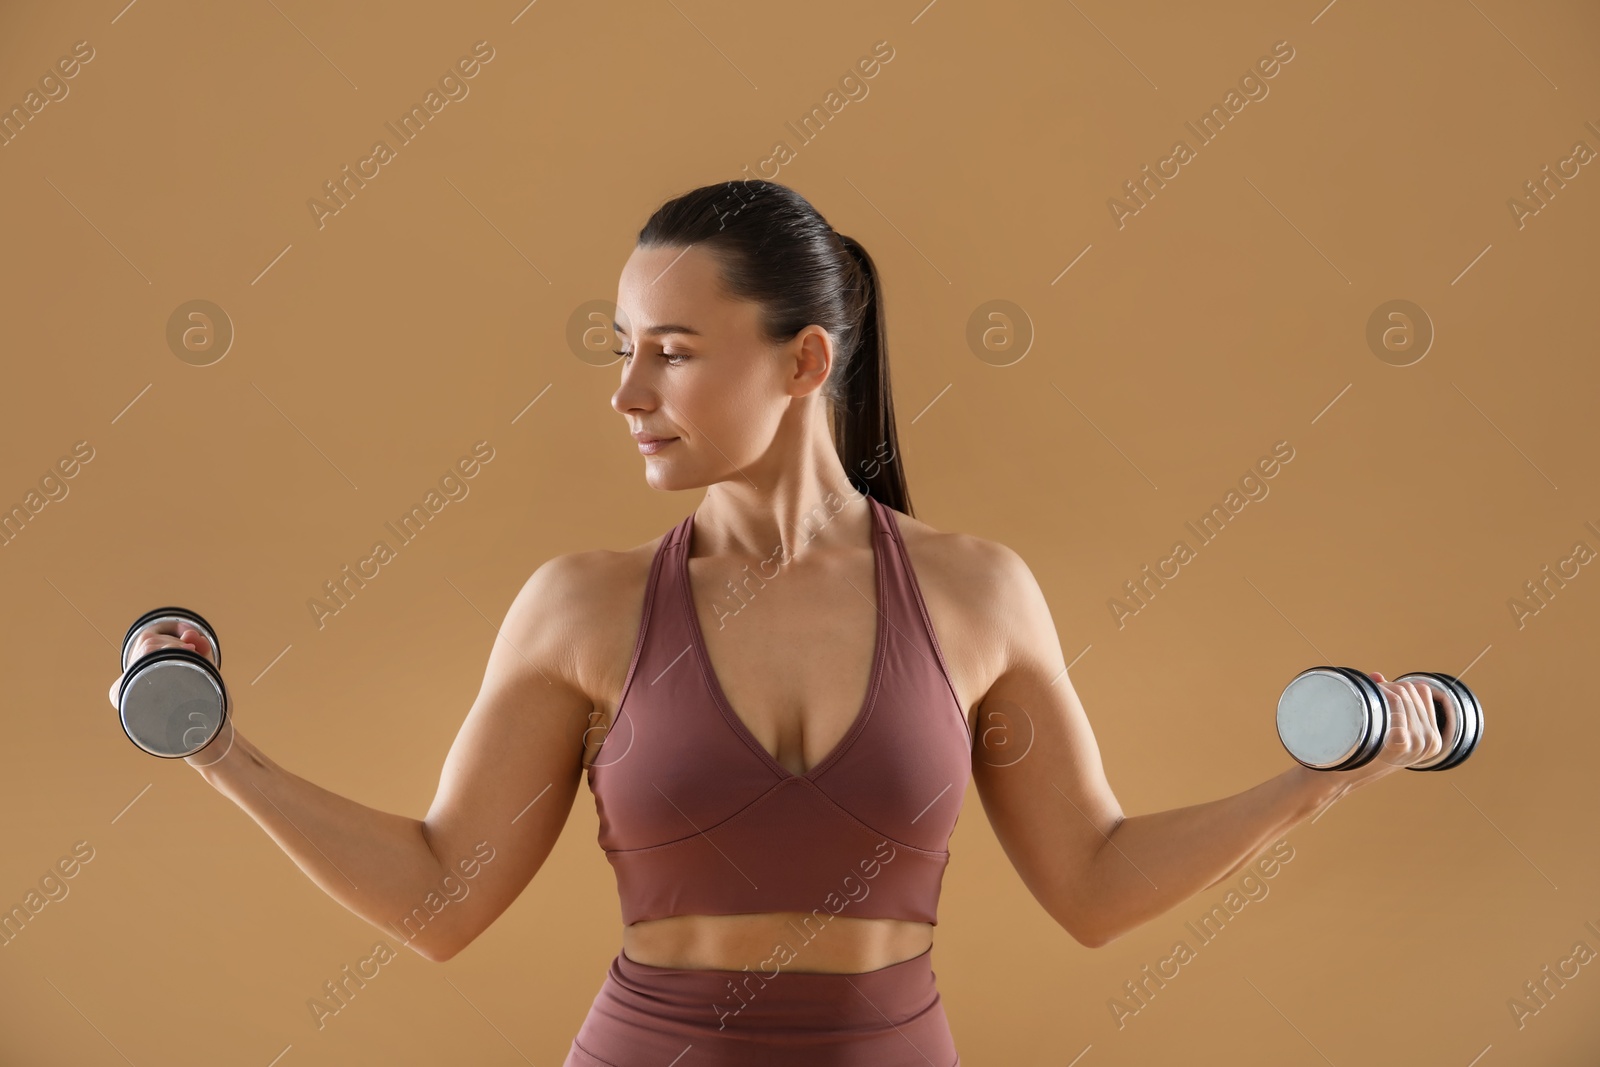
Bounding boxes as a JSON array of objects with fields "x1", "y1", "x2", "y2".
[{"x1": 610, "y1": 370, "x2": 652, "y2": 416}]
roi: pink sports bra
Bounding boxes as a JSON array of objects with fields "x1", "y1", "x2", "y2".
[{"x1": 588, "y1": 494, "x2": 974, "y2": 926}]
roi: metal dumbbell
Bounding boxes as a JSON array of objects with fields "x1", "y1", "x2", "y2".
[
  {"x1": 1276, "y1": 667, "x2": 1482, "y2": 772},
  {"x1": 116, "y1": 606, "x2": 229, "y2": 758}
]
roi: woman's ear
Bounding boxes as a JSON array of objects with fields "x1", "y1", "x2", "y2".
[{"x1": 787, "y1": 325, "x2": 835, "y2": 398}]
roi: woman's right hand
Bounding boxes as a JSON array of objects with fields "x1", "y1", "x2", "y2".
[
  {"x1": 1328, "y1": 671, "x2": 1447, "y2": 791},
  {"x1": 106, "y1": 620, "x2": 217, "y2": 711}
]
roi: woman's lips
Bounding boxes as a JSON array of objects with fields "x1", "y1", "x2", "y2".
[{"x1": 637, "y1": 437, "x2": 677, "y2": 455}]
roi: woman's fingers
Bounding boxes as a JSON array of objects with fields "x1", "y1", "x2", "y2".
[
  {"x1": 1413, "y1": 682, "x2": 1444, "y2": 765},
  {"x1": 1392, "y1": 681, "x2": 1443, "y2": 767},
  {"x1": 1418, "y1": 683, "x2": 1445, "y2": 764},
  {"x1": 176, "y1": 625, "x2": 214, "y2": 663},
  {"x1": 1433, "y1": 684, "x2": 1459, "y2": 762},
  {"x1": 111, "y1": 627, "x2": 216, "y2": 710},
  {"x1": 1380, "y1": 680, "x2": 1420, "y2": 766}
]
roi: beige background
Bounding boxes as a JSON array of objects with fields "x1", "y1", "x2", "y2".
[{"x1": 2, "y1": 0, "x2": 1597, "y2": 1063}]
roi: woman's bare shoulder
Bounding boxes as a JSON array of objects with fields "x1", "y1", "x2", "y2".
[
  {"x1": 525, "y1": 533, "x2": 664, "y2": 624},
  {"x1": 887, "y1": 507, "x2": 1032, "y2": 594},
  {"x1": 518, "y1": 531, "x2": 670, "y2": 693}
]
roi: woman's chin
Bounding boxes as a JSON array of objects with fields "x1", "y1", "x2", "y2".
[{"x1": 643, "y1": 466, "x2": 695, "y2": 492}]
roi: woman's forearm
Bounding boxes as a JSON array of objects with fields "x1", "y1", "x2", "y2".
[
  {"x1": 1080, "y1": 765, "x2": 1346, "y2": 946},
  {"x1": 188, "y1": 723, "x2": 454, "y2": 959}
]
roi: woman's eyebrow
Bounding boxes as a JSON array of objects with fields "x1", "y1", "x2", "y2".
[{"x1": 611, "y1": 322, "x2": 704, "y2": 338}]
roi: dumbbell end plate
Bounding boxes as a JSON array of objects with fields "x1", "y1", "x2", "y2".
[
  {"x1": 1278, "y1": 668, "x2": 1378, "y2": 770},
  {"x1": 118, "y1": 650, "x2": 228, "y2": 758}
]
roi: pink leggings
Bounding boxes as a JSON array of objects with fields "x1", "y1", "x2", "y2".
[{"x1": 563, "y1": 944, "x2": 960, "y2": 1066}]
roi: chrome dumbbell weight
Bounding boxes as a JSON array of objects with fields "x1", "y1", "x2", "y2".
[
  {"x1": 116, "y1": 607, "x2": 229, "y2": 758},
  {"x1": 1276, "y1": 667, "x2": 1482, "y2": 772}
]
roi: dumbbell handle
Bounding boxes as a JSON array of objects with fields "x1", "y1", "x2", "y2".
[{"x1": 122, "y1": 606, "x2": 222, "y2": 672}]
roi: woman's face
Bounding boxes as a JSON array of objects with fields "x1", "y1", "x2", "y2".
[{"x1": 610, "y1": 243, "x2": 833, "y2": 492}]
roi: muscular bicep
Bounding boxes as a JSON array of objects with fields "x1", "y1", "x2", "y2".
[
  {"x1": 971, "y1": 546, "x2": 1122, "y2": 943},
  {"x1": 418, "y1": 555, "x2": 596, "y2": 959}
]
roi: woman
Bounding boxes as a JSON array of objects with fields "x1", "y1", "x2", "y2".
[{"x1": 110, "y1": 179, "x2": 1445, "y2": 1065}]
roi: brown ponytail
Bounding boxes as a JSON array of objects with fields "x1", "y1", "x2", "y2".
[{"x1": 833, "y1": 233, "x2": 910, "y2": 515}]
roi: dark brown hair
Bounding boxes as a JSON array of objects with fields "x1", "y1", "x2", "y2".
[{"x1": 635, "y1": 179, "x2": 911, "y2": 516}]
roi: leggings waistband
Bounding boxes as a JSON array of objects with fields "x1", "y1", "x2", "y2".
[
  {"x1": 565, "y1": 944, "x2": 959, "y2": 1066},
  {"x1": 614, "y1": 943, "x2": 939, "y2": 1031}
]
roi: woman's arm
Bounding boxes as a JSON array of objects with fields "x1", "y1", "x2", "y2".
[
  {"x1": 140, "y1": 553, "x2": 599, "y2": 962},
  {"x1": 970, "y1": 544, "x2": 1441, "y2": 949}
]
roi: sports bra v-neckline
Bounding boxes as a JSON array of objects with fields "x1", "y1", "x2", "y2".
[
  {"x1": 589, "y1": 492, "x2": 973, "y2": 927},
  {"x1": 677, "y1": 498, "x2": 888, "y2": 783}
]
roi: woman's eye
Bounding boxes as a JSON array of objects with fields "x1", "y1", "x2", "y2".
[{"x1": 614, "y1": 349, "x2": 687, "y2": 365}]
